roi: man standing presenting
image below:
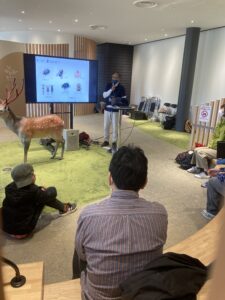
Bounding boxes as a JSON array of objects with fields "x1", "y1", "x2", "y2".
[
  {"x1": 74, "y1": 145, "x2": 168, "y2": 300},
  {"x1": 101, "y1": 72, "x2": 128, "y2": 153}
]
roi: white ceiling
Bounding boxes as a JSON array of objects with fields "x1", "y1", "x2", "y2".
[{"x1": 1, "y1": 0, "x2": 225, "y2": 45}]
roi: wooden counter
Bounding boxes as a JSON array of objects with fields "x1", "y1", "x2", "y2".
[
  {"x1": 44, "y1": 279, "x2": 80, "y2": 300},
  {"x1": 3, "y1": 261, "x2": 44, "y2": 300}
]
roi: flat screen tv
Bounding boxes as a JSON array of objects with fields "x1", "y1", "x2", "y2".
[{"x1": 23, "y1": 53, "x2": 98, "y2": 103}]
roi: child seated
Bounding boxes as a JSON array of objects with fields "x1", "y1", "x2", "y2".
[{"x1": 1, "y1": 163, "x2": 77, "y2": 239}]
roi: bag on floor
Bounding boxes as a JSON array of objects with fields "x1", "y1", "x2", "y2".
[
  {"x1": 163, "y1": 116, "x2": 176, "y2": 130},
  {"x1": 175, "y1": 150, "x2": 193, "y2": 170},
  {"x1": 79, "y1": 132, "x2": 92, "y2": 148}
]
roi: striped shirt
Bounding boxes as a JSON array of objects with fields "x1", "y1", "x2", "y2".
[{"x1": 75, "y1": 190, "x2": 168, "y2": 300}]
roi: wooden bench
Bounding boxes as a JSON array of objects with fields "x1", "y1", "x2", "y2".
[{"x1": 44, "y1": 208, "x2": 224, "y2": 300}]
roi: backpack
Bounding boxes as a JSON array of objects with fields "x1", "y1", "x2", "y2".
[{"x1": 175, "y1": 151, "x2": 193, "y2": 170}]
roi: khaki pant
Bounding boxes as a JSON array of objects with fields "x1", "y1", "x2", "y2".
[
  {"x1": 191, "y1": 147, "x2": 216, "y2": 170},
  {"x1": 104, "y1": 110, "x2": 119, "y2": 143}
]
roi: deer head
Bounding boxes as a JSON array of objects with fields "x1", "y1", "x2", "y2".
[
  {"x1": 0, "y1": 79, "x2": 24, "y2": 117},
  {"x1": 0, "y1": 78, "x2": 65, "y2": 162}
]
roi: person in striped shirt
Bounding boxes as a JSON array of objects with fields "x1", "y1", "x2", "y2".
[{"x1": 74, "y1": 145, "x2": 168, "y2": 300}]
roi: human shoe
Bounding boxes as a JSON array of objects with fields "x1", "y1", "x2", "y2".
[
  {"x1": 101, "y1": 141, "x2": 109, "y2": 147},
  {"x1": 201, "y1": 209, "x2": 215, "y2": 220},
  {"x1": 201, "y1": 181, "x2": 208, "y2": 188},
  {"x1": 195, "y1": 172, "x2": 209, "y2": 179},
  {"x1": 111, "y1": 142, "x2": 117, "y2": 155},
  {"x1": 59, "y1": 203, "x2": 77, "y2": 216},
  {"x1": 187, "y1": 166, "x2": 200, "y2": 174},
  {"x1": 9, "y1": 234, "x2": 29, "y2": 239}
]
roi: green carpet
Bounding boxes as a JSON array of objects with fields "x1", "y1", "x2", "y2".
[
  {"x1": 0, "y1": 140, "x2": 111, "y2": 211},
  {"x1": 133, "y1": 120, "x2": 190, "y2": 149}
]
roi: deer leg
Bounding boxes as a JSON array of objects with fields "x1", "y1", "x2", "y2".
[
  {"x1": 51, "y1": 142, "x2": 59, "y2": 159},
  {"x1": 23, "y1": 139, "x2": 31, "y2": 163},
  {"x1": 60, "y1": 138, "x2": 65, "y2": 160}
]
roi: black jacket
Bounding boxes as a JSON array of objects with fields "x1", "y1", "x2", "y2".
[
  {"x1": 120, "y1": 252, "x2": 208, "y2": 300},
  {"x1": 2, "y1": 182, "x2": 55, "y2": 235}
]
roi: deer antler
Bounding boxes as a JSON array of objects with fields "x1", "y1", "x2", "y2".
[{"x1": 4, "y1": 78, "x2": 24, "y2": 105}]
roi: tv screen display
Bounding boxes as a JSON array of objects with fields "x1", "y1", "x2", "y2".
[{"x1": 24, "y1": 54, "x2": 98, "y2": 103}]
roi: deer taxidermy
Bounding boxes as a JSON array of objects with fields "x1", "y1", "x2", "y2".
[{"x1": 0, "y1": 79, "x2": 65, "y2": 162}]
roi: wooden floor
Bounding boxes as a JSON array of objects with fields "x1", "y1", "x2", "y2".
[{"x1": 44, "y1": 209, "x2": 224, "y2": 300}]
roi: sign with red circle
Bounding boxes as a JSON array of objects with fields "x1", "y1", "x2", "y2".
[{"x1": 199, "y1": 105, "x2": 211, "y2": 123}]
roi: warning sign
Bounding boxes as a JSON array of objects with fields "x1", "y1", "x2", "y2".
[{"x1": 199, "y1": 105, "x2": 212, "y2": 123}]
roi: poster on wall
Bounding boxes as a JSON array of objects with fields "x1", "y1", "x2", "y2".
[{"x1": 199, "y1": 105, "x2": 212, "y2": 123}]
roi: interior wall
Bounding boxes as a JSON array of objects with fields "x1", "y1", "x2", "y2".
[
  {"x1": 0, "y1": 40, "x2": 25, "y2": 60},
  {"x1": 131, "y1": 27, "x2": 225, "y2": 107},
  {"x1": 97, "y1": 43, "x2": 133, "y2": 103},
  {"x1": 130, "y1": 37, "x2": 185, "y2": 105},
  {"x1": 191, "y1": 27, "x2": 225, "y2": 105},
  {"x1": 0, "y1": 31, "x2": 75, "y2": 57},
  {"x1": 0, "y1": 51, "x2": 26, "y2": 116}
]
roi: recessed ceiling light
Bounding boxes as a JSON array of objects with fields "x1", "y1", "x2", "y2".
[
  {"x1": 49, "y1": 20, "x2": 53, "y2": 24},
  {"x1": 57, "y1": 29, "x2": 61, "y2": 32},
  {"x1": 18, "y1": 19, "x2": 22, "y2": 22},
  {"x1": 21, "y1": 10, "x2": 25, "y2": 14},
  {"x1": 144, "y1": 38, "x2": 148, "y2": 41},
  {"x1": 191, "y1": 20, "x2": 195, "y2": 24},
  {"x1": 164, "y1": 33, "x2": 168, "y2": 37},
  {"x1": 133, "y1": 0, "x2": 158, "y2": 8},
  {"x1": 89, "y1": 25, "x2": 107, "y2": 30},
  {"x1": 74, "y1": 19, "x2": 78, "y2": 23}
]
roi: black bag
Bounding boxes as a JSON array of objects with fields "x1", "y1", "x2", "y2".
[
  {"x1": 120, "y1": 252, "x2": 208, "y2": 300},
  {"x1": 39, "y1": 138, "x2": 55, "y2": 154},
  {"x1": 217, "y1": 141, "x2": 225, "y2": 159},
  {"x1": 175, "y1": 151, "x2": 193, "y2": 170},
  {"x1": 163, "y1": 116, "x2": 176, "y2": 130},
  {"x1": 130, "y1": 111, "x2": 147, "y2": 120}
]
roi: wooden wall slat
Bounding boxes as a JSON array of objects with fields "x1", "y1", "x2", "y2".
[{"x1": 74, "y1": 36, "x2": 96, "y2": 60}]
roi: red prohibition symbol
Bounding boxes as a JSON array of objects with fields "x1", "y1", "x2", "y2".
[{"x1": 201, "y1": 110, "x2": 208, "y2": 118}]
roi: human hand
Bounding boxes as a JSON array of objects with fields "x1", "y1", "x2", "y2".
[
  {"x1": 111, "y1": 82, "x2": 119, "y2": 91},
  {"x1": 208, "y1": 169, "x2": 219, "y2": 177},
  {"x1": 111, "y1": 84, "x2": 116, "y2": 91}
]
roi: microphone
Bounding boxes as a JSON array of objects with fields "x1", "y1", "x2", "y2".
[{"x1": 1, "y1": 256, "x2": 26, "y2": 288}]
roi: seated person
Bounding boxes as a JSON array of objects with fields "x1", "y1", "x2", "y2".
[
  {"x1": 73, "y1": 145, "x2": 168, "y2": 300},
  {"x1": 1, "y1": 163, "x2": 77, "y2": 239},
  {"x1": 187, "y1": 107, "x2": 225, "y2": 179},
  {"x1": 201, "y1": 168, "x2": 225, "y2": 220}
]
